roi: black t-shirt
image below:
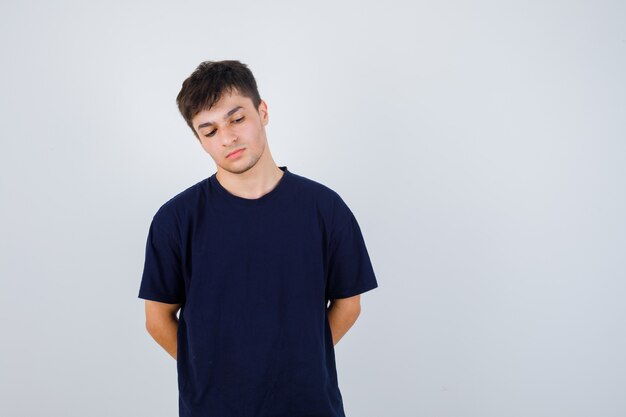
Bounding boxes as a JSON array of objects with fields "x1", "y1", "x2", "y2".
[{"x1": 138, "y1": 166, "x2": 379, "y2": 417}]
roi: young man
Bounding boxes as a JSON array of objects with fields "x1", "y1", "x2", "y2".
[{"x1": 138, "y1": 60, "x2": 379, "y2": 417}]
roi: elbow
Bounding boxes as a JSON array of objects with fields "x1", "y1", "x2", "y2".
[
  {"x1": 145, "y1": 313, "x2": 178, "y2": 337},
  {"x1": 145, "y1": 320, "x2": 158, "y2": 336},
  {"x1": 145, "y1": 318, "x2": 168, "y2": 336}
]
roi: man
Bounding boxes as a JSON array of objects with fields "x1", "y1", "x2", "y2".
[{"x1": 138, "y1": 60, "x2": 379, "y2": 417}]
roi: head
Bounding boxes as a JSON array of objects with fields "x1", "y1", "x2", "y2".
[{"x1": 176, "y1": 60, "x2": 271, "y2": 175}]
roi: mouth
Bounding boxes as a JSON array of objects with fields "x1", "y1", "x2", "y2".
[{"x1": 226, "y1": 148, "x2": 245, "y2": 159}]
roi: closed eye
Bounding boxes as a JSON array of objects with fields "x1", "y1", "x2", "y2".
[{"x1": 204, "y1": 116, "x2": 245, "y2": 138}]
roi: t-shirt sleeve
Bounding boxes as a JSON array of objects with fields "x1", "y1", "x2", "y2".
[
  {"x1": 325, "y1": 196, "x2": 379, "y2": 300},
  {"x1": 137, "y1": 213, "x2": 186, "y2": 304}
]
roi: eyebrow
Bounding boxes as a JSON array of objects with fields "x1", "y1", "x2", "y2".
[{"x1": 196, "y1": 106, "x2": 244, "y2": 130}]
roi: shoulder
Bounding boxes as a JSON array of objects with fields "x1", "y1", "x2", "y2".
[
  {"x1": 287, "y1": 170, "x2": 353, "y2": 225},
  {"x1": 151, "y1": 177, "x2": 207, "y2": 230},
  {"x1": 288, "y1": 170, "x2": 346, "y2": 204}
]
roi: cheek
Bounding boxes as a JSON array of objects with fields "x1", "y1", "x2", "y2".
[
  {"x1": 201, "y1": 142, "x2": 217, "y2": 156},
  {"x1": 239, "y1": 124, "x2": 255, "y2": 137},
  {"x1": 241, "y1": 119, "x2": 262, "y2": 135}
]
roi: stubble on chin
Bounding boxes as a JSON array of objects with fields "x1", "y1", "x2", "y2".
[{"x1": 221, "y1": 152, "x2": 260, "y2": 175}]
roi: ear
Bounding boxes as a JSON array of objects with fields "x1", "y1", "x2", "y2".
[{"x1": 258, "y1": 99, "x2": 269, "y2": 125}]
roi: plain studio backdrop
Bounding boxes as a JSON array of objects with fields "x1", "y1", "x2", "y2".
[{"x1": 1, "y1": 1, "x2": 624, "y2": 416}]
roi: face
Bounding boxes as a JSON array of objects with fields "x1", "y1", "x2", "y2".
[{"x1": 191, "y1": 89, "x2": 269, "y2": 175}]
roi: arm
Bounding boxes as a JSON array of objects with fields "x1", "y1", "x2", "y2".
[
  {"x1": 327, "y1": 294, "x2": 361, "y2": 346},
  {"x1": 144, "y1": 300, "x2": 182, "y2": 360}
]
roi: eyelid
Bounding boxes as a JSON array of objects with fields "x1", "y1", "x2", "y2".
[{"x1": 204, "y1": 116, "x2": 244, "y2": 137}]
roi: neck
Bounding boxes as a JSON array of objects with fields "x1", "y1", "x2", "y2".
[{"x1": 215, "y1": 163, "x2": 284, "y2": 200}]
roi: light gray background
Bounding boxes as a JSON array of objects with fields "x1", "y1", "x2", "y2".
[{"x1": 1, "y1": 1, "x2": 624, "y2": 416}]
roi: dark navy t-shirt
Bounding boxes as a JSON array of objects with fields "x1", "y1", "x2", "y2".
[{"x1": 138, "y1": 166, "x2": 378, "y2": 417}]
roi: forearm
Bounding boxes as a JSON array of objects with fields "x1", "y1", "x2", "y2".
[
  {"x1": 327, "y1": 302, "x2": 360, "y2": 346},
  {"x1": 147, "y1": 316, "x2": 178, "y2": 360}
]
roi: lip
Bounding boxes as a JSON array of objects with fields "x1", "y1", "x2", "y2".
[{"x1": 227, "y1": 148, "x2": 245, "y2": 159}]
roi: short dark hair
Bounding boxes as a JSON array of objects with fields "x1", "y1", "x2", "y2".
[{"x1": 176, "y1": 60, "x2": 262, "y2": 140}]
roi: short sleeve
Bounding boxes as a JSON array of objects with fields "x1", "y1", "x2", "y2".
[
  {"x1": 325, "y1": 199, "x2": 379, "y2": 300},
  {"x1": 137, "y1": 216, "x2": 186, "y2": 304}
]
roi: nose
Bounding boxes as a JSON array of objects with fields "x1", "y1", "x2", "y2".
[{"x1": 221, "y1": 131, "x2": 238, "y2": 146}]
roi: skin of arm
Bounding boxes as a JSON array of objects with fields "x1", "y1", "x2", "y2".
[
  {"x1": 327, "y1": 294, "x2": 362, "y2": 346},
  {"x1": 144, "y1": 300, "x2": 182, "y2": 360}
]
